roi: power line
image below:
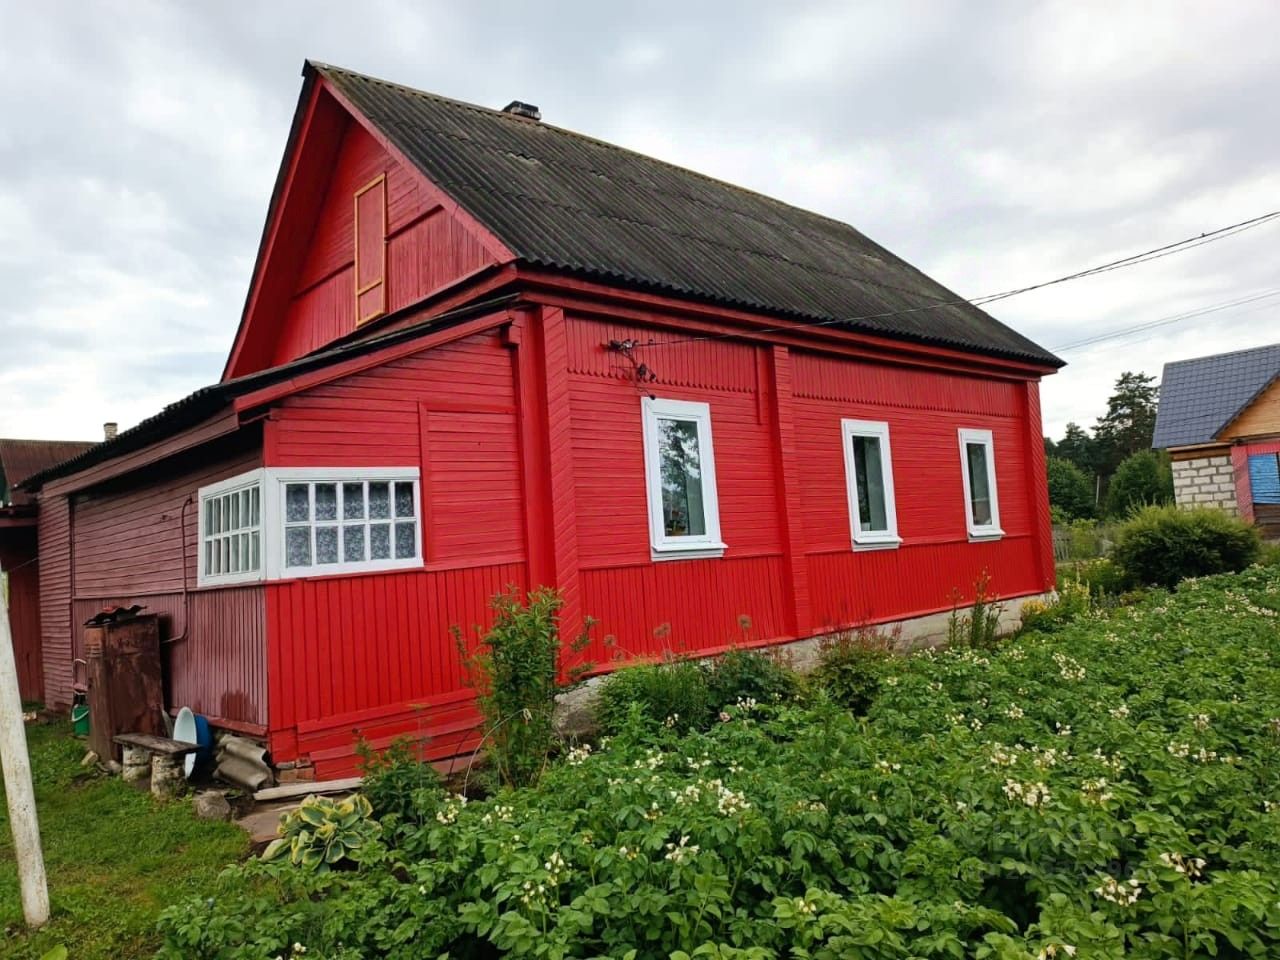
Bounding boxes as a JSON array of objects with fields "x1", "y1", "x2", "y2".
[
  {"x1": 1053, "y1": 288, "x2": 1280, "y2": 353},
  {"x1": 631, "y1": 210, "x2": 1280, "y2": 350}
]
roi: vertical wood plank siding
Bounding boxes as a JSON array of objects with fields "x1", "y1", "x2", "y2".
[
  {"x1": 271, "y1": 120, "x2": 496, "y2": 367},
  {"x1": 0, "y1": 529, "x2": 43, "y2": 701},
  {"x1": 265, "y1": 323, "x2": 529, "y2": 775},
  {"x1": 37, "y1": 495, "x2": 73, "y2": 708}
]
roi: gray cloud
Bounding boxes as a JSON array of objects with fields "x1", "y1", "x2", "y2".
[{"x1": 2, "y1": 0, "x2": 1277, "y2": 440}]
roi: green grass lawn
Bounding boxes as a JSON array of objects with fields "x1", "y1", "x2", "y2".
[{"x1": 0, "y1": 719, "x2": 248, "y2": 960}]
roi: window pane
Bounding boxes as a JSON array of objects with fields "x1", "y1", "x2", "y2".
[
  {"x1": 657, "y1": 418, "x2": 706, "y2": 537},
  {"x1": 286, "y1": 527, "x2": 312, "y2": 567},
  {"x1": 205, "y1": 500, "x2": 215, "y2": 535},
  {"x1": 212, "y1": 498, "x2": 223, "y2": 535},
  {"x1": 315, "y1": 483, "x2": 337, "y2": 521},
  {"x1": 206, "y1": 540, "x2": 216, "y2": 575},
  {"x1": 240, "y1": 489, "x2": 251, "y2": 528},
  {"x1": 221, "y1": 537, "x2": 231, "y2": 574},
  {"x1": 230, "y1": 535, "x2": 240, "y2": 573},
  {"x1": 966, "y1": 442, "x2": 993, "y2": 526},
  {"x1": 316, "y1": 525, "x2": 339, "y2": 564},
  {"x1": 852, "y1": 435, "x2": 888, "y2": 532},
  {"x1": 369, "y1": 481, "x2": 391, "y2": 519},
  {"x1": 370, "y1": 522, "x2": 391, "y2": 560},
  {"x1": 251, "y1": 531, "x2": 261, "y2": 571},
  {"x1": 251, "y1": 486, "x2": 261, "y2": 525},
  {"x1": 343, "y1": 482, "x2": 365, "y2": 519},
  {"x1": 240, "y1": 533, "x2": 251, "y2": 571},
  {"x1": 286, "y1": 483, "x2": 311, "y2": 522},
  {"x1": 394, "y1": 521, "x2": 416, "y2": 559},
  {"x1": 230, "y1": 492, "x2": 240, "y2": 530},
  {"x1": 343, "y1": 524, "x2": 365, "y2": 562},
  {"x1": 394, "y1": 481, "x2": 415, "y2": 518}
]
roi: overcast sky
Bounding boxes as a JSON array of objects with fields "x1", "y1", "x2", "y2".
[{"x1": 1, "y1": 1, "x2": 1277, "y2": 442}]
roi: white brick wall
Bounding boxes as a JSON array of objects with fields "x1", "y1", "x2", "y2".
[{"x1": 1172, "y1": 455, "x2": 1238, "y2": 515}]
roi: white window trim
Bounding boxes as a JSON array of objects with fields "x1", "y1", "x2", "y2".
[
  {"x1": 197, "y1": 468, "x2": 267, "y2": 587},
  {"x1": 958, "y1": 428, "x2": 1004, "y2": 540},
  {"x1": 841, "y1": 419, "x2": 901, "y2": 551},
  {"x1": 196, "y1": 466, "x2": 422, "y2": 587},
  {"x1": 641, "y1": 397, "x2": 726, "y2": 561}
]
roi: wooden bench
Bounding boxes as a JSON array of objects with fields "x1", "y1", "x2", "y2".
[{"x1": 114, "y1": 733, "x2": 199, "y2": 798}]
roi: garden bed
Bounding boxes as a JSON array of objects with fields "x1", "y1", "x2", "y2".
[{"x1": 159, "y1": 564, "x2": 1280, "y2": 958}]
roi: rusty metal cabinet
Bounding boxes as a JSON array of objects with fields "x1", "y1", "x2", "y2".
[{"x1": 83, "y1": 607, "x2": 164, "y2": 761}]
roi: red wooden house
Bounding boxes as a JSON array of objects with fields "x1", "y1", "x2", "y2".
[
  {"x1": 22, "y1": 63, "x2": 1062, "y2": 778},
  {"x1": 1, "y1": 438, "x2": 95, "y2": 701}
]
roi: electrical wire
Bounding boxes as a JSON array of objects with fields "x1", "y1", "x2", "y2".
[
  {"x1": 629, "y1": 210, "x2": 1280, "y2": 350},
  {"x1": 1053, "y1": 288, "x2": 1280, "y2": 353}
]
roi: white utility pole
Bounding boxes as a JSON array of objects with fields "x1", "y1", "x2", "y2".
[{"x1": 0, "y1": 566, "x2": 50, "y2": 928}]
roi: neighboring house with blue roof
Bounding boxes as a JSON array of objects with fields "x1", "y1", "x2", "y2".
[{"x1": 1152, "y1": 342, "x2": 1280, "y2": 538}]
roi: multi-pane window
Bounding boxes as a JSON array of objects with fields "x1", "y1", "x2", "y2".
[
  {"x1": 200, "y1": 479, "x2": 262, "y2": 584},
  {"x1": 282, "y1": 477, "x2": 419, "y2": 572},
  {"x1": 641, "y1": 397, "x2": 724, "y2": 560},
  {"x1": 841, "y1": 419, "x2": 900, "y2": 548},
  {"x1": 196, "y1": 468, "x2": 421, "y2": 586},
  {"x1": 958, "y1": 428, "x2": 1002, "y2": 538}
]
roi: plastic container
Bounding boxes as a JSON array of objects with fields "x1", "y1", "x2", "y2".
[{"x1": 71, "y1": 703, "x2": 90, "y2": 737}]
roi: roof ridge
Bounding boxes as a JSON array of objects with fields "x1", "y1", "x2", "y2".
[
  {"x1": 309, "y1": 60, "x2": 879, "y2": 238},
  {"x1": 1163, "y1": 340, "x2": 1280, "y2": 369}
]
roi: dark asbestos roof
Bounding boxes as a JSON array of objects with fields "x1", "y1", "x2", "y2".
[
  {"x1": 0, "y1": 439, "x2": 96, "y2": 506},
  {"x1": 1152, "y1": 342, "x2": 1280, "y2": 448},
  {"x1": 313, "y1": 62, "x2": 1061, "y2": 368},
  {"x1": 20, "y1": 297, "x2": 516, "y2": 491}
]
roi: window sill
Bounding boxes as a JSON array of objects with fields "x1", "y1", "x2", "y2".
[
  {"x1": 651, "y1": 543, "x2": 728, "y2": 562},
  {"x1": 967, "y1": 529, "x2": 1005, "y2": 543},
  {"x1": 852, "y1": 536, "x2": 902, "y2": 552}
]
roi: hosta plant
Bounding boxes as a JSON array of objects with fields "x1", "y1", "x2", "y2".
[{"x1": 261, "y1": 793, "x2": 382, "y2": 872}]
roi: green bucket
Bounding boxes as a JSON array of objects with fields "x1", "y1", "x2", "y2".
[{"x1": 71, "y1": 703, "x2": 90, "y2": 737}]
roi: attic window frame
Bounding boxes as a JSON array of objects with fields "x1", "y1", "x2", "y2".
[{"x1": 353, "y1": 173, "x2": 388, "y2": 327}]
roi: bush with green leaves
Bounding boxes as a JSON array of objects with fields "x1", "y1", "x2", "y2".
[
  {"x1": 1104, "y1": 450, "x2": 1173, "y2": 517},
  {"x1": 261, "y1": 794, "x2": 382, "y2": 872},
  {"x1": 1111, "y1": 504, "x2": 1261, "y2": 589},
  {"x1": 595, "y1": 656, "x2": 715, "y2": 735},
  {"x1": 457, "y1": 587, "x2": 592, "y2": 787},
  {"x1": 707, "y1": 648, "x2": 796, "y2": 709},
  {"x1": 1017, "y1": 578, "x2": 1093, "y2": 635},
  {"x1": 809, "y1": 627, "x2": 891, "y2": 714},
  {"x1": 161, "y1": 565, "x2": 1280, "y2": 958},
  {"x1": 357, "y1": 737, "x2": 443, "y2": 823},
  {"x1": 1046, "y1": 456, "x2": 1094, "y2": 520}
]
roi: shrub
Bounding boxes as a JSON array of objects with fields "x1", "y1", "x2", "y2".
[
  {"x1": 1057, "y1": 557, "x2": 1132, "y2": 597},
  {"x1": 261, "y1": 794, "x2": 381, "y2": 872},
  {"x1": 594, "y1": 657, "x2": 715, "y2": 735},
  {"x1": 1046, "y1": 456, "x2": 1094, "y2": 520},
  {"x1": 810, "y1": 627, "x2": 892, "y2": 713},
  {"x1": 707, "y1": 647, "x2": 796, "y2": 709},
  {"x1": 356, "y1": 737, "x2": 441, "y2": 823},
  {"x1": 457, "y1": 587, "x2": 592, "y2": 787},
  {"x1": 1110, "y1": 504, "x2": 1261, "y2": 589},
  {"x1": 1104, "y1": 450, "x2": 1173, "y2": 517},
  {"x1": 1018, "y1": 578, "x2": 1092, "y2": 634},
  {"x1": 946, "y1": 571, "x2": 1003, "y2": 649}
]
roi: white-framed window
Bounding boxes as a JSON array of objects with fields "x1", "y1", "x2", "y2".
[
  {"x1": 641, "y1": 397, "x2": 725, "y2": 561},
  {"x1": 958, "y1": 428, "x2": 1003, "y2": 539},
  {"x1": 198, "y1": 472, "x2": 264, "y2": 587},
  {"x1": 196, "y1": 466, "x2": 421, "y2": 587},
  {"x1": 841, "y1": 419, "x2": 901, "y2": 550}
]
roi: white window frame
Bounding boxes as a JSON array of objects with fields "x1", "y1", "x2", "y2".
[
  {"x1": 841, "y1": 419, "x2": 901, "y2": 550},
  {"x1": 641, "y1": 397, "x2": 726, "y2": 561},
  {"x1": 958, "y1": 428, "x2": 1003, "y2": 540},
  {"x1": 196, "y1": 466, "x2": 422, "y2": 587},
  {"x1": 197, "y1": 469, "x2": 267, "y2": 587}
]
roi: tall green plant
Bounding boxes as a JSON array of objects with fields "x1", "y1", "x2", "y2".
[
  {"x1": 456, "y1": 587, "x2": 591, "y2": 787},
  {"x1": 947, "y1": 571, "x2": 1004, "y2": 649}
]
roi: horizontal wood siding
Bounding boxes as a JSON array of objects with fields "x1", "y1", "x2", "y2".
[
  {"x1": 1, "y1": 529, "x2": 42, "y2": 702},
  {"x1": 37, "y1": 495, "x2": 73, "y2": 707},
  {"x1": 266, "y1": 562, "x2": 525, "y2": 777},
  {"x1": 271, "y1": 121, "x2": 497, "y2": 367},
  {"x1": 73, "y1": 446, "x2": 262, "y2": 596},
  {"x1": 71, "y1": 589, "x2": 266, "y2": 728}
]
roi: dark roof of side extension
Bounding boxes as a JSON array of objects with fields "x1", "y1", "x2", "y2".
[
  {"x1": 1152, "y1": 342, "x2": 1280, "y2": 449},
  {"x1": 0, "y1": 439, "x2": 97, "y2": 506},
  {"x1": 20, "y1": 296, "x2": 518, "y2": 492},
  {"x1": 312, "y1": 62, "x2": 1062, "y2": 368}
]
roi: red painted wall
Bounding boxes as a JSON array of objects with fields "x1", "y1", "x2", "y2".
[
  {"x1": 270, "y1": 120, "x2": 497, "y2": 368},
  {"x1": 264, "y1": 325, "x2": 528, "y2": 775},
  {"x1": 1, "y1": 527, "x2": 43, "y2": 701},
  {"x1": 60, "y1": 438, "x2": 268, "y2": 728},
  {"x1": 37, "y1": 496, "x2": 74, "y2": 708}
]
